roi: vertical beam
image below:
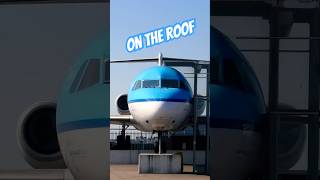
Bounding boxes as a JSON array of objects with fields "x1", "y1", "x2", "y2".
[
  {"x1": 307, "y1": 9, "x2": 320, "y2": 180},
  {"x1": 268, "y1": 10, "x2": 280, "y2": 180},
  {"x1": 193, "y1": 63, "x2": 198, "y2": 173},
  {"x1": 121, "y1": 124, "x2": 126, "y2": 137},
  {"x1": 205, "y1": 66, "x2": 210, "y2": 174},
  {"x1": 158, "y1": 131, "x2": 162, "y2": 154},
  {"x1": 268, "y1": 12, "x2": 280, "y2": 111}
]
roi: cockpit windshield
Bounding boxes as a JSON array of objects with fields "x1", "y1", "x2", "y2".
[
  {"x1": 142, "y1": 80, "x2": 160, "y2": 88},
  {"x1": 161, "y1": 79, "x2": 179, "y2": 88},
  {"x1": 132, "y1": 79, "x2": 189, "y2": 90}
]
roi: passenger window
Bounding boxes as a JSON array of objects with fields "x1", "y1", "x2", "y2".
[
  {"x1": 78, "y1": 59, "x2": 100, "y2": 91},
  {"x1": 161, "y1": 79, "x2": 179, "y2": 88},
  {"x1": 142, "y1": 80, "x2": 159, "y2": 88},
  {"x1": 223, "y1": 59, "x2": 244, "y2": 90},
  {"x1": 132, "y1": 80, "x2": 141, "y2": 90}
]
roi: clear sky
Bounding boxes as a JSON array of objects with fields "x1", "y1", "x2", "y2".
[{"x1": 110, "y1": 0, "x2": 210, "y2": 119}]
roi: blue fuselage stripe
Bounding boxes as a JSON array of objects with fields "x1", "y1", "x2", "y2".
[
  {"x1": 57, "y1": 118, "x2": 109, "y2": 133},
  {"x1": 128, "y1": 98, "x2": 192, "y2": 103}
]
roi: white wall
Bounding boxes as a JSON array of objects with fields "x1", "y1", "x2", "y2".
[{"x1": 110, "y1": 150, "x2": 206, "y2": 165}]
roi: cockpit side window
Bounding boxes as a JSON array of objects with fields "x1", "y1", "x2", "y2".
[
  {"x1": 241, "y1": 61, "x2": 263, "y2": 97},
  {"x1": 142, "y1": 80, "x2": 159, "y2": 88},
  {"x1": 179, "y1": 80, "x2": 188, "y2": 90},
  {"x1": 104, "y1": 60, "x2": 110, "y2": 84},
  {"x1": 223, "y1": 59, "x2": 244, "y2": 90},
  {"x1": 70, "y1": 61, "x2": 87, "y2": 93},
  {"x1": 78, "y1": 59, "x2": 100, "y2": 91},
  {"x1": 132, "y1": 80, "x2": 142, "y2": 90},
  {"x1": 161, "y1": 79, "x2": 179, "y2": 88}
]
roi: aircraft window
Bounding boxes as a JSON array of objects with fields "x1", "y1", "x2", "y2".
[
  {"x1": 132, "y1": 80, "x2": 141, "y2": 90},
  {"x1": 179, "y1": 81, "x2": 188, "y2": 90},
  {"x1": 236, "y1": 59, "x2": 264, "y2": 97},
  {"x1": 142, "y1": 80, "x2": 159, "y2": 88},
  {"x1": 78, "y1": 59, "x2": 100, "y2": 91},
  {"x1": 70, "y1": 61, "x2": 87, "y2": 93},
  {"x1": 161, "y1": 79, "x2": 179, "y2": 88},
  {"x1": 223, "y1": 59, "x2": 244, "y2": 90},
  {"x1": 210, "y1": 59, "x2": 221, "y2": 84},
  {"x1": 104, "y1": 61, "x2": 110, "y2": 83}
]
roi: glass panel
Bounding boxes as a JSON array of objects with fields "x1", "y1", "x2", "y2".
[
  {"x1": 180, "y1": 80, "x2": 188, "y2": 90},
  {"x1": 278, "y1": 120, "x2": 308, "y2": 171},
  {"x1": 104, "y1": 60, "x2": 110, "y2": 83},
  {"x1": 223, "y1": 59, "x2": 244, "y2": 90},
  {"x1": 142, "y1": 80, "x2": 159, "y2": 88},
  {"x1": 70, "y1": 60, "x2": 87, "y2": 93},
  {"x1": 78, "y1": 59, "x2": 100, "y2": 91},
  {"x1": 279, "y1": 53, "x2": 309, "y2": 109},
  {"x1": 132, "y1": 80, "x2": 141, "y2": 90},
  {"x1": 161, "y1": 79, "x2": 179, "y2": 88}
]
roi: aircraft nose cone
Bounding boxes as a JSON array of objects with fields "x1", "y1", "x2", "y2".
[{"x1": 129, "y1": 100, "x2": 191, "y2": 132}]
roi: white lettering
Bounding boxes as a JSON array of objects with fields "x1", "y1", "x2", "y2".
[
  {"x1": 188, "y1": 19, "x2": 195, "y2": 34},
  {"x1": 166, "y1": 26, "x2": 174, "y2": 41},
  {"x1": 126, "y1": 19, "x2": 196, "y2": 52},
  {"x1": 126, "y1": 37, "x2": 135, "y2": 52},
  {"x1": 181, "y1": 21, "x2": 189, "y2": 36},
  {"x1": 158, "y1": 29, "x2": 164, "y2": 43}
]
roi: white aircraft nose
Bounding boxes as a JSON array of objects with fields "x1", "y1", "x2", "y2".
[{"x1": 129, "y1": 101, "x2": 191, "y2": 131}]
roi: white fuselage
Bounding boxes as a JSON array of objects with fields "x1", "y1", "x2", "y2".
[
  {"x1": 58, "y1": 127, "x2": 109, "y2": 180},
  {"x1": 208, "y1": 128, "x2": 262, "y2": 180},
  {"x1": 128, "y1": 101, "x2": 192, "y2": 132}
]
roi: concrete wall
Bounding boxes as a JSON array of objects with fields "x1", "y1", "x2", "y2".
[{"x1": 110, "y1": 150, "x2": 206, "y2": 165}]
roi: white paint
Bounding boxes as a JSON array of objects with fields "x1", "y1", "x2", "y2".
[
  {"x1": 208, "y1": 128, "x2": 261, "y2": 180},
  {"x1": 139, "y1": 153, "x2": 182, "y2": 174},
  {"x1": 128, "y1": 101, "x2": 191, "y2": 131},
  {"x1": 58, "y1": 127, "x2": 109, "y2": 180},
  {"x1": 110, "y1": 150, "x2": 206, "y2": 165}
]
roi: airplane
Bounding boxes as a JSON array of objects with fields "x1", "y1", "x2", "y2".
[
  {"x1": 110, "y1": 27, "x2": 307, "y2": 180},
  {"x1": 110, "y1": 53, "x2": 209, "y2": 153},
  {"x1": 13, "y1": 27, "x2": 306, "y2": 180},
  {"x1": 16, "y1": 34, "x2": 109, "y2": 180}
]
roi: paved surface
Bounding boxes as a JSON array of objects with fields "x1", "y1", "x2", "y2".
[{"x1": 110, "y1": 164, "x2": 209, "y2": 180}]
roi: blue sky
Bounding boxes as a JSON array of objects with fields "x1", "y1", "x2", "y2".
[{"x1": 110, "y1": 0, "x2": 209, "y2": 118}]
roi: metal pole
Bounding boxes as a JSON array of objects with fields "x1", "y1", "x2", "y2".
[
  {"x1": 158, "y1": 131, "x2": 162, "y2": 154},
  {"x1": 121, "y1": 124, "x2": 126, "y2": 137},
  {"x1": 158, "y1": 52, "x2": 163, "y2": 66},
  {"x1": 205, "y1": 66, "x2": 209, "y2": 174},
  {"x1": 268, "y1": 11, "x2": 280, "y2": 180},
  {"x1": 307, "y1": 9, "x2": 320, "y2": 180},
  {"x1": 193, "y1": 63, "x2": 198, "y2": 173}
]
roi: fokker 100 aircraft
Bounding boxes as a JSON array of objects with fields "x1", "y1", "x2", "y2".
[
  {"x1": 110, "y1": 53, "x2": 207, "y2": 150},
  {"x1": 12, "y1": 27, "x2": 306, "y2": 180}
]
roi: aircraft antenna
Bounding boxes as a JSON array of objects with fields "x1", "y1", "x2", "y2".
[{"x1": 158, "y1": 52, "x2": 163, "y2": 66}]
